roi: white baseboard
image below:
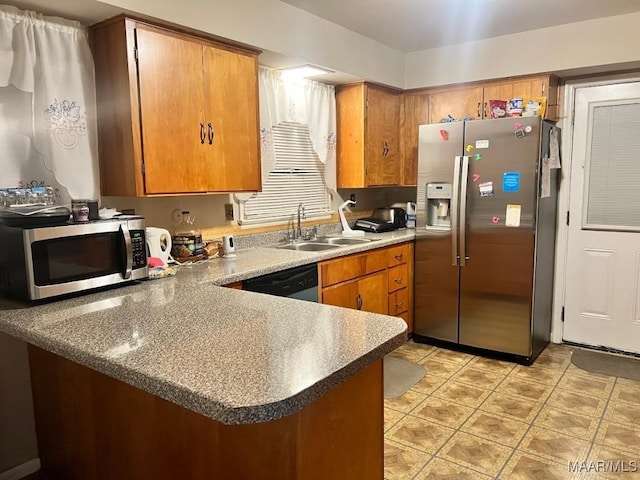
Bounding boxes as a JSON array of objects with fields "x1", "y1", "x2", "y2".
[{"x1": 0, "y1": 459, "x2": 41, "y2": 480}]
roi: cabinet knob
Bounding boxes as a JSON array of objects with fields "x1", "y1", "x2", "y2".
[
  {"x1": 483, "y1": 102, "x2": 488, "y2": 118},
  {"x1": 356, "y1": 294, "x2": 363, "y2": 310},
  {"x1": 394, "y1": 277, "x2": 403, "y2": 284},
  {"x1": 395, "y1": 302, "x2": 403, "y2": 308},
  {"x1": 394, "y1": 254, "x2": 403, "y2": 260},
  {"x1": 476, "y1": 102, "x2": 481, "y2": 118},
  {"x1": 200, "y1": 123, "x2": 206, "y2": 144}
]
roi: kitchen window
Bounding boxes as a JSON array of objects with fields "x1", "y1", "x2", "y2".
[{"x1": 236, "y1": 68, "x2": 336, "y2": 226}]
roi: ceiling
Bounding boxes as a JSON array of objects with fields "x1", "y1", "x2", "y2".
[
  {"x1": 280, "y1": 0, "x2": 640, "y2": 52},
  {"x1": 6, "y1": 0, "x2": 640, "y2": 85}
]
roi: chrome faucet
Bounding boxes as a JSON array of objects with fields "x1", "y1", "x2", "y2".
[{"x1": 296, "y1": 203, "x2": 306, "y2": 240}]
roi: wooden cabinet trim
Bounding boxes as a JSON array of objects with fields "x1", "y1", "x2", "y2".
[{"x1": 94, "y1": 14, "x2": 261, "y2": 57}]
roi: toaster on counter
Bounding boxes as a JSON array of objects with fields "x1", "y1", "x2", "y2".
[{"x1": 352, "y1": 207, "x2": 406, "y2": 233}]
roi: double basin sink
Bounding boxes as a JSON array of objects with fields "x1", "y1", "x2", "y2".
[{"x1": 276, "y1": 236, "x2": 380, "y2": 252}]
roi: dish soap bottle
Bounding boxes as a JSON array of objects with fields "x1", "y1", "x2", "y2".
[{"x1": 171, "y1": 211, "x2": 204, "y2": 263}]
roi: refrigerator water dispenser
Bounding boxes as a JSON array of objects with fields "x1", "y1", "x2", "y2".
[{"x1": 426, "y1": 183, "x2": 452, "y2": 230}]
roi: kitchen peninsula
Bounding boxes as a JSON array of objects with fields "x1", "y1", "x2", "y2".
[{"x1": 0, "y1": 240, "x2": 408, "y2": 480}]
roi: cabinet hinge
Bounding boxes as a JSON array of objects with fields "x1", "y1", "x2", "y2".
[
  {"x1": 365, "y1": 99, "x2": 369, "y2": 109},
  {"x1": 134, "y1": 46, "x2": 138, "y2": 62},
  {"x1": 561, "y1": 306, "x2": 565, "y2": 322},
  {"x1": 141, "y1": 160, "x2": 145, "y2": 176},
  {"x1": 566, "y1": 211, "x2": 570, "y2": 225},
  {"x1": 541, "y1": 83, "x2": 545, "y2": 94}
]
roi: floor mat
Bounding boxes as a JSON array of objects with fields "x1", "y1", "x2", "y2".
[
  {"x1": 571, "y1": 348, "x2": 640, "y2": 381},
  {"x1": 383, "y1": 355, "x2": 427, "y2": 399}
]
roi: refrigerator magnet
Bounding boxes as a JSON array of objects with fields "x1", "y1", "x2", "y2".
[
  {"x1": 479, "y1": 182, "x2": 494, "y2": 197},
  {"x1": 439, "y1": 129, "x2": 449, "y2": 141},
  {"x1": 473, "y1": 173, "x2": 481, "y2": 182},
  {"x1": 475, "y1": 153, "x2": 482, "y2": 160},
  {"x1": 466, "y1": 144, "x2": 474, "y2": 152},
  {"x1": 503, "y1": 172, "x2": 520, "y2": 192},
  {"x1": 475, "y1": 139, "x2": 489, "y2": 149},
  {"x1": 505, "y1": 204, "x2": 521, "y2": 227},
  {"x1": 491, "y1": 216, "x2": 500, "y2": 224}
]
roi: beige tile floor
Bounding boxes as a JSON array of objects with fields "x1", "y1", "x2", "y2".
[{"x1": 385, "y1": 341, "x2": 640, "y2": 480}]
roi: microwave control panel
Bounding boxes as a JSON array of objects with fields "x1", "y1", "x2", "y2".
[{"x1": 131, "y1": 230, "x2": 147, "y2": 269}]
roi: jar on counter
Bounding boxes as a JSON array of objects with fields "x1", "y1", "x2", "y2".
[{"x1": 72, "y1": 201, "x2": 89, "y2": 223}]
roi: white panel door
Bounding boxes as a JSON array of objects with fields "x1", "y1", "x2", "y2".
[{"x1": 563, "y1": 82, "x2": 640, "y2": 353}]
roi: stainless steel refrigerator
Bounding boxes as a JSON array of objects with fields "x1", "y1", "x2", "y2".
[{"x1": 413, "y1": 116, "x2": 558, "y2": 363}]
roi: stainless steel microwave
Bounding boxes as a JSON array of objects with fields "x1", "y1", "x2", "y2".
[{"x1": 0, "y1": 217, "x2": 148, "y2": 301}]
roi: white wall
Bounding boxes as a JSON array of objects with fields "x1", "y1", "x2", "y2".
[
  {"x1": 404, "y1": 12, "x2": 640, "y2": 89},
  {"x1": 96, "y1": 0, "x2": 405, "y2": 88}
]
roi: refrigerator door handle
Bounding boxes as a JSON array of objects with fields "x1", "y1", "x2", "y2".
[
  {"x1": 459, "y1": 155, "x2": 470, "y2": 267},
  {"x1": 451, "y1": 155, "x2": 462, "y2": 266}
]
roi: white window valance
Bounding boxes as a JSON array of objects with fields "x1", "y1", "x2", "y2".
[
  {"x1": 258, "y1": 67, "x2": 337, "y2": 191},
  {"x1": 0, "y1": 5, "x2": 99, "y2": 202},
  {"x1": 237, "y1": 67, "x2": 336, "y2": 226}
]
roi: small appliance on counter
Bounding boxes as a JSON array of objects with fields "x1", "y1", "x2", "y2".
[
  {"x1": 146, "y1": 227, "x2": 172, "y2": 265},
  {"x1": 352, "y1": 207, "x2": 406, "y2": 233},
  {"x1": 0, "y1": 216, "x2": 148, "y2": 301},
  {"x1": 0, "y1": 186, "x2": 71, "y2": 227}
]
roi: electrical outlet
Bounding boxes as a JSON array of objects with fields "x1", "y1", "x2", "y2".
[{"x1": 224, "y1": 203, "x2": 234, "y2": 221}]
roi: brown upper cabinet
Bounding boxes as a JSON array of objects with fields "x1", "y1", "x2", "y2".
[
  {"x1": 91, "y1": 17, "x2": 261, "y2": 196},
  {"x1": 336, "y1": 83, "x2": 401, "y2": 188},
  {"x1": 399, "y1": 92, "x2": 429, "y2": 186},
  {"x1": 428, "y1": 75, "x2": 558, "y2": 123}
]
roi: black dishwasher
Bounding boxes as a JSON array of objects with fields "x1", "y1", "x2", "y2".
[{"x1": 242, "y1": 263, "x2": 318, "y2": 302}]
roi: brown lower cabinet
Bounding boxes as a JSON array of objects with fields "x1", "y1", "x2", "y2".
[
  {"x1": 319, "y1": 241, "x2": 414, "y2": 334},
  {"x1": 322, "y1": 270, "x2": 388, "y2": 315},
  {"x1": 29, "y1": 346, "x2": 383, "y2": 480}
]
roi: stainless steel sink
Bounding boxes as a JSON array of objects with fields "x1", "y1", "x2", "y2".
[
  {"x1": 277, "y1": 242, "x2": 342, "y2": 252},
  {"x1": 314, "y1": 236, "x2": 377, "y2": 245},
  {"x1": 275, "y1": 235, "x2": 380, "y2": 252}
]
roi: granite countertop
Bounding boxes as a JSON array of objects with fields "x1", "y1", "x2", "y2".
[
  {"x1": 194, "y1": 229, "x2": 416, "y2": 285},
  {"x1": 0, "y1": 230, "x2": 413, "y2": 425}
]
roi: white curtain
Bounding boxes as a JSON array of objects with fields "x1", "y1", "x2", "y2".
[
  {"x1": 0, "y1": 5, "x2": 99, "y2": 203},
  {"x1": 258, "y1": 67, "x2": 337, "y2": 192}
]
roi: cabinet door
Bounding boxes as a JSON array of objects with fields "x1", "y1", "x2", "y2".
[
  {"x1": 203, "y1": 46, "x2": 260, "y2": 192},
  {"x1": 136, "y1": 26, "x2": 208, "y2": 194},
  {"x1": 365, "y1": 87, "x2": 400, "y2": 186},
  {"x1": 428, "y1": 86, "x2": 483, "y2": 123},
  {"x1": 400, "y1": 93, "x2": 429, "y2": 186},
  {"x1": 322, "y1": 280, "x2": 360, "y2": 310},
  {"x1": 482, "y1": 83, "x2": 515, "y2": 118},
  {"x1": 322, "y1": 271, "x2": 388, "y2": 315},
  {"x1": 358, "y1": 271, "x2": 388, "y2": 315}
]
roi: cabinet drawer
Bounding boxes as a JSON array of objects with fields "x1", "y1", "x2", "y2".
[
  {"x1": 387, "y1": 243, "x2": 410, "y2": 267},
  {"x1": 320, "y1": 249, "x2": 387, "y2": 287},
  {"x1": 388, "y1": 288, "x2": 408, "y2": 316},
  {"x1": 388, "y1": 264, "x2": 408, "y2": 292}
]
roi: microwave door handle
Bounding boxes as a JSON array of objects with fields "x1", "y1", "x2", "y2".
[
  {"x1": 451, "y1": 155, "x2": 461, "y2": 266},
  {"x1": 459, "y1": 155, "x2": 470, "y2": 267},
  {"x1": 120, "y1": 224, "x2": 133, "y2": 279}
]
